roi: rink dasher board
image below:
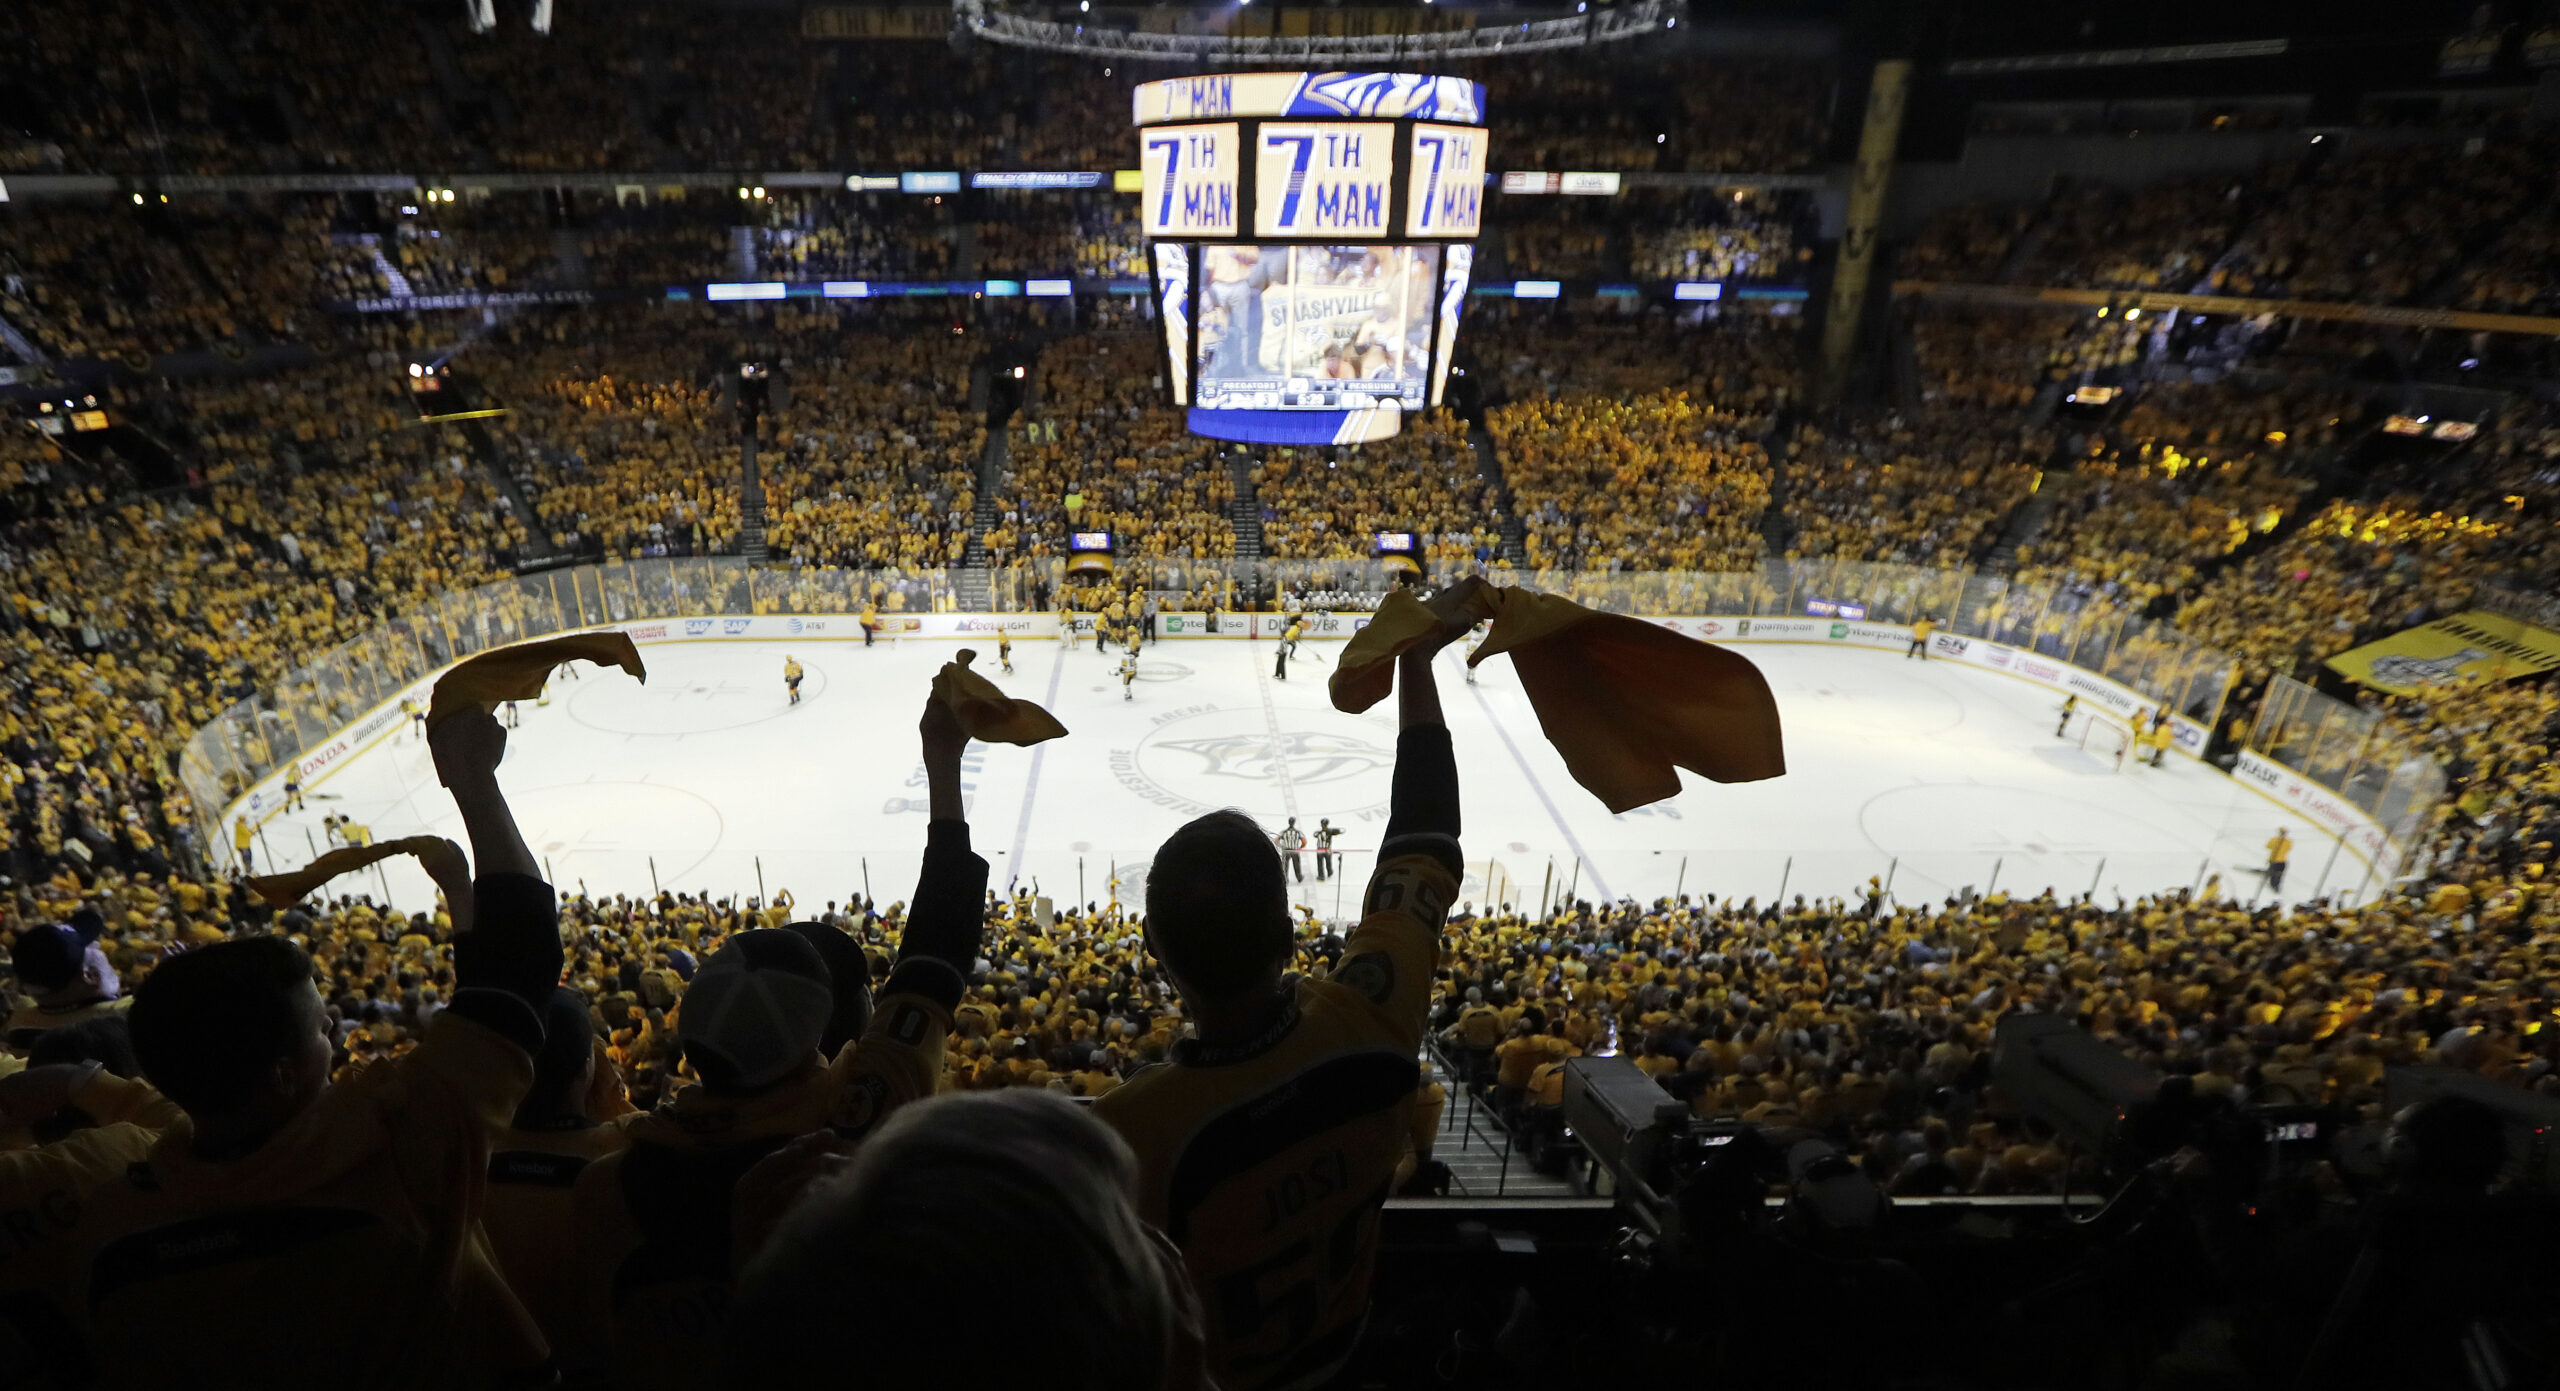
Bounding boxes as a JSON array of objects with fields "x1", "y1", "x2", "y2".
[{"x1": 220, "y1": 611, "x2": 2394, "y2": 883}]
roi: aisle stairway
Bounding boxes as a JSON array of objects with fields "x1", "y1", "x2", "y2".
[
  {"x1": 1225, "y1": 449, "x2": 1265, "y2": 560},
  {"x1": 550, "y1": 227, "x2": 591, "y2": 288},
  {"x1": 1468, "y1": 424, "x2": 1529, "y2": 567},
  {"x1": 1981, "y1": 468, "x2": 2080, "y2": 577},
  {"x1": 1424, "y1": 1051, "x2": 1584, "y2": 1199},
  {"x1": 367, "y1": 242, "x2": 415, "y2": 299},
  {"x1": 456, "y1": 420, "x2": 561, "y2": 569},
  {"x1": 956, "y1": 420, "x2": 1008, "y2": 611}
]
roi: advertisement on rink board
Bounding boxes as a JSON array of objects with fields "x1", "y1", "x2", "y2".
[
  {"x1": 601, "y1": 609, "x2": 2219, "y2": 759},
  {"x1": 2234, "y1": 751, "x2": 2399, "y2": 879},
  {"x1": 233, "y1": 676, "x2": 436, "y2": 826}
]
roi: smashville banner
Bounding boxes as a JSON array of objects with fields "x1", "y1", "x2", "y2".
[{"x1": 2325, "y1": 608, "x2": 2560, "y2": 695}]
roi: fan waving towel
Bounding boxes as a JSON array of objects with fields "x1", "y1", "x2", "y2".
[
  {"x1": 933, "y1": 648, "x2": 1068, "y2": 746},
  {"x1": 427, "y1": 631, "x2": 648, "y2": 730},
  {"x1": 247, "y1": 836, "x2": 467, "y2": 908},
  {"x1": 1331, "y1": 586, "x2": 1785, "y2": 813}
]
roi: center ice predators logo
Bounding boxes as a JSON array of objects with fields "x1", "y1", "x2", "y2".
[
  {"x1": 1156, "y1": 728, "x2": 1388, "y2": 785},
  {"x1": 1114, "y1": 705, "x2": 1393, "y2": 819}
]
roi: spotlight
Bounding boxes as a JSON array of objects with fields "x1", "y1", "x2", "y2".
[
  {"x1": 409, "y1": 363, "x2": 425, "y2": 377},
  {"x1": 2125, "y1": 307, "x2": 2141, "y2": 321},
  {"x1": 739, "y1": 187, "x2": 751, "y2": 199},
  {"x1": 1656, "y1": 133, "x2": 1666, "y2": 144},
  {"x1": 753, "y1": 186, "x2": 766, "y2": 199},
  {"x1": 131, "y1": 193, "x2": 143, "y2": 205}
]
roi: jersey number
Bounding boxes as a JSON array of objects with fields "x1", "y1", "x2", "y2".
[{"x1": 1213, "y1": 1179, "x2": 1387, "y2": 1372}]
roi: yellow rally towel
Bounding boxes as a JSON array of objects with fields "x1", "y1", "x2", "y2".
[
  {"x1": 246, "y1": 836, "x2": 466, "y2": 908},
  {"x1": 1330, "y1": 587, "x2": 1785, "y2": 813},
  {"x1": 427, "y1": 632, "x2": 647, "y2": 729},
  {"x1": 935, "y1": 648, "x2": 1068, "y2": 746}
]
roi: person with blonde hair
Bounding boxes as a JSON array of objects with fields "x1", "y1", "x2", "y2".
[{"x1": 725, "y1": 1090, "x2": 1207, "y2": 1390}]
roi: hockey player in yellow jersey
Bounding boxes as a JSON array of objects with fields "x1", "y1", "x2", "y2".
[
  {"x1": 783, "y1": 655, "x2": 804, "y2": 706},
  {"x1": 1095, "y1": 575, "x2": 1485, "y2": 1391},
  {"x1": 999, "y1": 633, "x2": 1014, "y2": 674}
]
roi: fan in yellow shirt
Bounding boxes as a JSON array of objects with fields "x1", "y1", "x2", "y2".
[
  {"x1": 1094, "y1": 575, "x2": 1481, "y2": 1391},
  {"x1": 60, "y1": 709, "x2": 561, "y2": 1391}
]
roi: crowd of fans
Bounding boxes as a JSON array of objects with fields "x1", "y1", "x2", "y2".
[
  {"x1": 1494, "y1": 389, "x2": 1774, "y2": 572},
  {"x1": 3, "y1": 46, "x2": 2560, "y2": 1382},
  {"x1": 1628, "y1": 189, "x2": 1813, "y2": 284},
  {"x1": 1252, "y1": 411, "x2": 1502, "y2": 568},
  {"x1": 1905, "y1": 123, "x2": 2560, "y2": 310},
  {"x1": 974, "y1": 192, "x2": 1145, "y2": 281},
  {"x1": 480, "y1": 304, "x2": 983, "y2": 574},
  {"x1": 1, "y1": 668, "x2": 2547, "y2": 1381},
  {"x1": 988, "y1": 332, "x2": 1234, "y2": 570},
  {"x1": 2006, "y1": 381, "x2": 2343, "y2": 614},
  {"x1": 1782, "y1": 411, "x2": 2043, "y2": 569},
  {"x1": 5, "y1": 5, "x2": 1834, "y2": 184}
]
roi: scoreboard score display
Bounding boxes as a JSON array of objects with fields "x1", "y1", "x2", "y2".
[{"x1": 1137, "y1": 72, "x2": 1486, "y2": 445}]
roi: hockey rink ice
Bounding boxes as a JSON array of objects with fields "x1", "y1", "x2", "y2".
[{"x1": 248, "y1": 636, "x2": 2363, "y2": 921}]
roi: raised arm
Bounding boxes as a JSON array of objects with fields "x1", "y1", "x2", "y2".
[
  {"x1": 883, "y1": 692, "x2": 990, "y2": 1008},
  {"x1": 1379, "y1": 579, "x2": 1484, "y2": 878},
  {"x1": 821, "y1": 691, "x2": 992, "y2": 1139},
  {"x1": 430, "y1": 708, "x2": 562, "y2": 1052}
]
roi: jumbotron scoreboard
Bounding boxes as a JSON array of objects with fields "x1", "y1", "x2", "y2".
[{"x1": 1136, "y1": 72, "x2": 1486, "y2": 444}]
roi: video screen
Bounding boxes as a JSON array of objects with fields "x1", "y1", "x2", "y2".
[
  {"x1": 1375, "y1": 531, "x2": 1416, "y2": 553},
  {"x1": 1195, "y1": 244, "x2": 1441, "y2": 413},
  {"x1": 1070, "y1": 531, "x2": 1114, "y2": 552},
  {"x1": 1152, "y1": 243, "x2": 1192, "y2": 406}
]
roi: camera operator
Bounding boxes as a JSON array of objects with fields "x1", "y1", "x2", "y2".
[{"x1": 2280, "y1": 1095, "x2": 2560, "y2": 1390}]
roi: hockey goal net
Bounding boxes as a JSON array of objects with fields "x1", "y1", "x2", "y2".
[{"x1": 2063, "y1": 709, "x2": 2132, "y2": 771}]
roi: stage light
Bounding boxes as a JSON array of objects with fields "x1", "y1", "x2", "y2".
[
  {"x1": 1656, "y1": 133, "x2": 1666, "y2": 143},
  {"x1": 753, "y1": 186, "x2": 766, "y2": 199},
  {"x1": 131, "y1": 194, "x2": 142, "y2": 204},
  {"x1": 158, "y1": 194, "x2": 167, "y2": 203},
  {"x1": 409, "y1": 363, "x2": 424, "y2": 377},
  {"x1": 739, "y1": 187, "x2": 750, "y2": 199},
  {"x1": 2125, "y1": 307, "x2": 2141, "y2": 321}
]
